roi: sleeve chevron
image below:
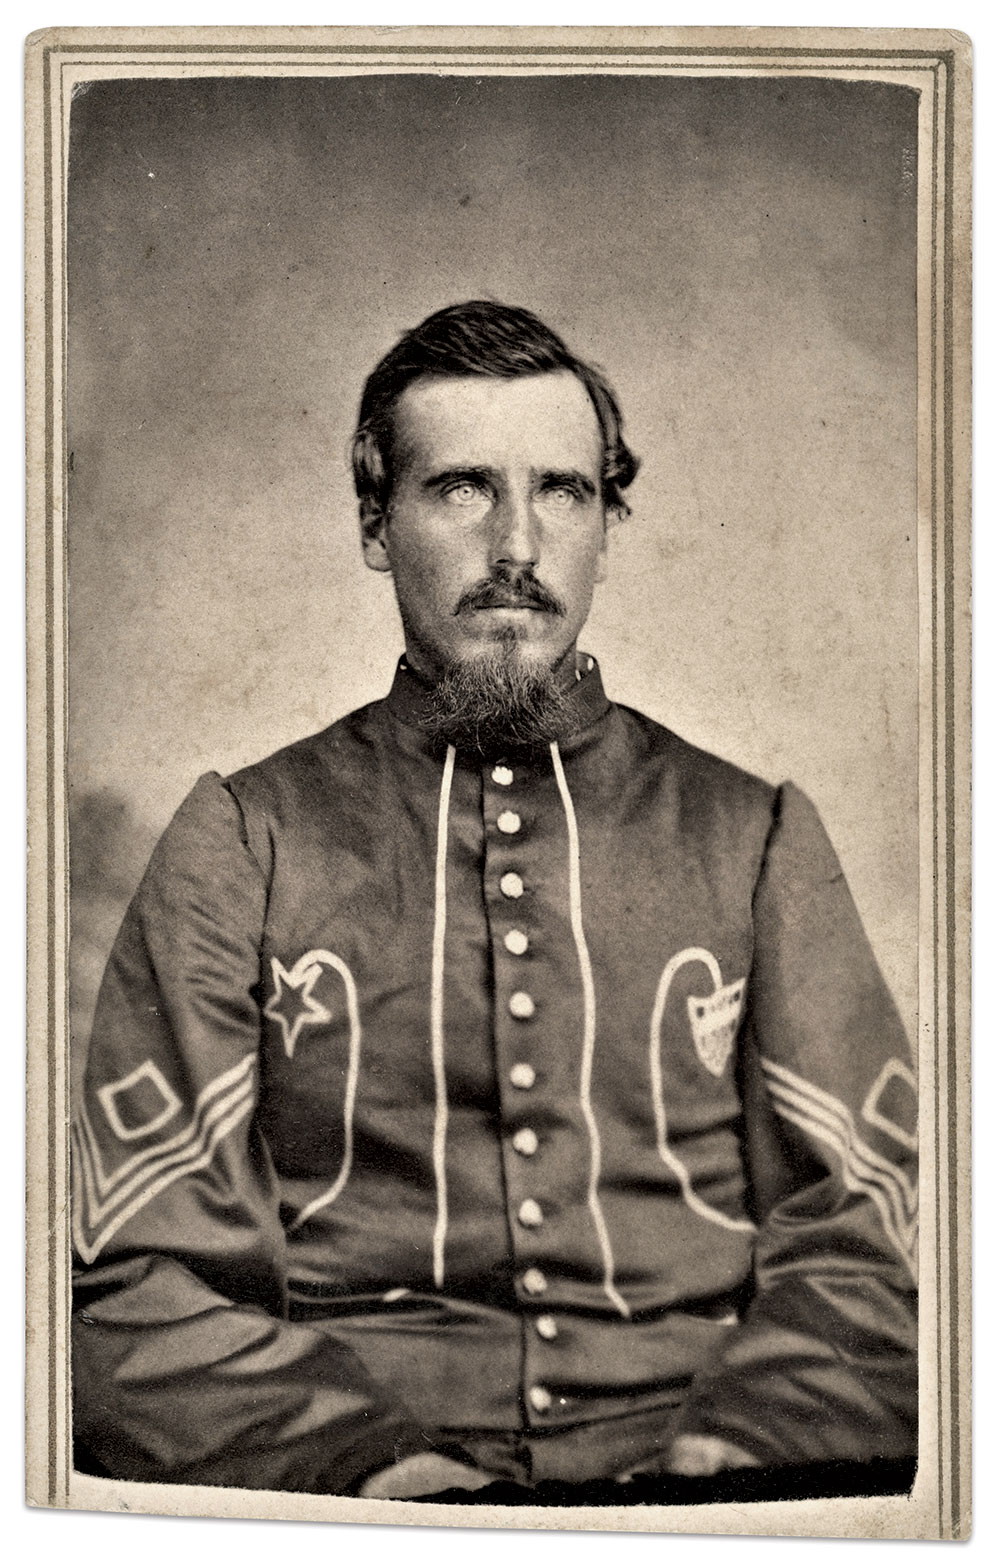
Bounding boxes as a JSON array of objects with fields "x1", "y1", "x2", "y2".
[
  {"x1": 760, "y1": 1055, "x2": 917, "y2": 1280},
  {"x1": 72, "y1": 1054, "x2": 257, "y2": 1264}
]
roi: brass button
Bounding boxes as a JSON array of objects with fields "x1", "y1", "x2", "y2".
[
  {"x1": 497, "y1": 810, "x2": 521, "y2": 835},
  {"x1": 528, "y1": 1385, "x2": 553, "y2": 1413},
  {"x1": 518, "y1": 1198, "x2": 543, "y2": 1228},
  {"x1": 521, "y1": 1267, "x2": 547, "y2": 1295},
  {"x1": 500, "y1": 872, "x2": 524, "y2": 899},
  {"x1": 504, "y1": 929, "x2": 529, "y2": 956},
  {"x1": 512, "y1": 1127, "x2": 538, "y2": 1156},
  {"x1": 492, "y1": 765, "x2": 514, "y2": 786},
  {"x1": 509, "y1": 1062, "x2": 536, "y2": 1090},
  {"x1": 509, "y1": 991, "x2": 535, "y2": 1020},
  {"x1": 536, "y1": 1315, "x2": 558, "y2": 1341}
]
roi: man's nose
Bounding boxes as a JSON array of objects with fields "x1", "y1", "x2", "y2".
[{"x1": 488, "y1": 489, "x2": 540, "y2": 569}]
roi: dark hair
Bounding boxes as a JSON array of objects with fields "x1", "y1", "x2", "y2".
[{"x1": 352, "y1": 300, "x2": 639, "y2": 520}]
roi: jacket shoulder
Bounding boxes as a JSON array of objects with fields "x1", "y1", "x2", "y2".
[
  {"x1": 615, "y1": 702, "x2": 778, "y2": 822},
  {"x1": 225, "y1": 700, "x2": 383, "y2": 795},
  {"x1": 215, "y1": 701, "x2": 386, "y2": 873}
]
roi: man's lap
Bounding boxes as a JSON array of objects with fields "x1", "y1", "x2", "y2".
[{"x1": 445, "y1": 1398, "x2": 683, "y2": 1486}]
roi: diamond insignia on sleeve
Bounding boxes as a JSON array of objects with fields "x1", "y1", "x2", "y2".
[
  {"x1": 862, "y1": 1058, "x2": 919, "y2": 1152},
  {"x1": 97, "y1": 1059, "x2": 183, "y2": 1142}
]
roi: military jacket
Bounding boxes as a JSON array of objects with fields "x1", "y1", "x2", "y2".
[{"x1": 72, "y1": 659, "x2": 918, "y2": 1494}]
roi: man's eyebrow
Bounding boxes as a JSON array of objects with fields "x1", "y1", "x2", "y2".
[
  {"x1": 538, "y1": 469, "x2": 598, "y2": 497},
  {"x1": 421, "y1": 466, "x2": 599, "y2": 497},
  {"x1": 423, "y1": 466, "x2": 496, "y2": 492}
]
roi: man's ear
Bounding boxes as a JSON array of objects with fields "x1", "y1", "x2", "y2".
[{"x1": 360, "y1": 499, "x2": 393, "y2": 573}]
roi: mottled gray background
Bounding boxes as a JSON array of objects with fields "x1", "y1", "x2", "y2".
[{"x1": 67, "y1": 73, "x2": 919, "y2": 1062}]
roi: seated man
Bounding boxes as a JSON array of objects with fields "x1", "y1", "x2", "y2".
[{"x1": 71, "y1": 300, "x2": 918, "y2": 1502}]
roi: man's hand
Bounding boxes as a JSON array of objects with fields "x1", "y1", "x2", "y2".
[
  {"x1": 359, "y1": 1452, "x2": 496, "y2": 1500},
  {"x1": 618, "y1": 1433, "x2": 760, "y2": 1484},
  {"x1": 665, "y1": 1434, "x2": 760, "y2": 1477}
]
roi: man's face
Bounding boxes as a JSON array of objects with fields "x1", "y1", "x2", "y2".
[{"x1": 362, "y1": 370, "x2": 609, "y2": 686}]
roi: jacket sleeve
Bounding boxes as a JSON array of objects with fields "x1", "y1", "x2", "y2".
[
  {"x1": 675, "y1": 782, "x2": 918, "y2": 1466},
  {"x1": 71, "y1": 773, "x2": 423, "y2": 1494}
]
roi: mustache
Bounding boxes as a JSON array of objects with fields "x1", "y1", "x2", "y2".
[{"x1": 454, "y1": 567, "x2": 567, "y2": 618}]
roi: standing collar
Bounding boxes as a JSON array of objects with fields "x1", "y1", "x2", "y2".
[{"x1": 385, "y1": 652, "x2": 611, "y2": 745}]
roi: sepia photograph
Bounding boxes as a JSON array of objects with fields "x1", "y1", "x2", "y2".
[{"x1": 25, "y1": 26, "x2": 970, "y2": 1540}]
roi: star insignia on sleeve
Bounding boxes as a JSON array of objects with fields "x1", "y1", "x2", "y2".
[{"x1": 264, "y1": 956, "x2": 332, "y2": 1058}]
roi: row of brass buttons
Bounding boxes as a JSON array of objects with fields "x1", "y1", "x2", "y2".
[{"x1": 491, "y1": 762, "x2": 558, "y2": 1414}]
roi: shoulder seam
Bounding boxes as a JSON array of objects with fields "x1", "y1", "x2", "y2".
[{"x1": 218, "y1": 775, "x2": 268, "y2": 883}]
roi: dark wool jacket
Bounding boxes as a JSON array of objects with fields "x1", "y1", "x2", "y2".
[{"x1": 72, "y1": 658, "x2": 918, "y2": 1494}]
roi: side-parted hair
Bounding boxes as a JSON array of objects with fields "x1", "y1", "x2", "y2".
[{"x1": 351, "y1": 300, "x2": 640, "y2": 521}]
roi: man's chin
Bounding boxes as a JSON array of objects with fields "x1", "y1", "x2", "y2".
[
  {"x1": 456, "y1": 622, "x2": 575, "y2": 681},
  {"x1": 457, "y1": 611, "x2": 562, "y2": 654}
]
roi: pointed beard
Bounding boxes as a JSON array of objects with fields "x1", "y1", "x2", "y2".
[{"x1": 417, "y1": 632, "x2": 574, "y2": 754}]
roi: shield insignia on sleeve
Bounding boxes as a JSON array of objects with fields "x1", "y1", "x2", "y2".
[{"x1": 687, "y1": 977, "x2": 746, "y2": 1077}]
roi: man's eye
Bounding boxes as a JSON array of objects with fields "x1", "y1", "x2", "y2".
[
  {"x1": 541, "y1": 485, "x2": 578, "y2": 508},
  {"x1": 443, "y1": 481, "x2": 485, "y2": 505}
]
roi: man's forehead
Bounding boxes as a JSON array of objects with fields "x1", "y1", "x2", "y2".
[{"x1": 392, "y1": 370, "x2": 603, "y2": 472}]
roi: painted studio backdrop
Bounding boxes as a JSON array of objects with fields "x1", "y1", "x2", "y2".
[{"x1": 67, "y1": 73, "x2": 919, "y2": 1075}]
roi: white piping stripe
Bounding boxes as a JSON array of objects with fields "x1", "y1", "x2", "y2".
[
  {"x1": 78, "y1": 1053, "x2": 256, "y2": 1200},
  {"x1": 767, "y1": 1099, "x2": 917, "y2": 1281},
  {"x1": 551, "y1": 741, "x2": 630, "y2": 1318},
  {"x1": 760, "y1": 1057, "x2": 917, "y2": 1217},
  {"x1": 76, "y1": 1057, "x2": 257, "y2": 1223},
  {"x1": 287, "y1": 953, "x2": 363, "y2": 1232},
  {"x1": 649, "y1": 950, "x2": 756, "y2": 1234},
  {"x1": 430, "y1": 745, "x2": 456, "y2": 1289},
  {"x1": 72, "y1": 1085, "x2": 256, "y2": 1264},
  {"x1": 762, "y1": 1077, "x2": 917, "y2": 1242}
]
